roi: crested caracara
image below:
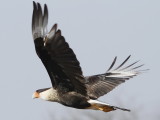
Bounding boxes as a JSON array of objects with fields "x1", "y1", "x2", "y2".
[{"x1": 32, "y1": 1, "x2": 146, "y2": 112}]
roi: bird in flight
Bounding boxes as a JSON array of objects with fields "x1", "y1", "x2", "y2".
[{"x1": 32, "y1": 1, "x2": 145, "y2": 112}]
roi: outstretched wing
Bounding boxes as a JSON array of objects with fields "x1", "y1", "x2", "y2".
[
  {"x1": 32, "y1": 2, "x2": 87, "y2": 95},
  {"x1": 86, "y1": 55, "x2": 146, "y2": 99}
]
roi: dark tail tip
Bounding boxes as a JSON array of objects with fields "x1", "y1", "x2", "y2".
[{"x1": 114, "y1": 106, "x2": 131, "y2": 112}]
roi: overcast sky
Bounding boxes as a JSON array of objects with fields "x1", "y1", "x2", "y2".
[{"x1": 0, "y1": 0, "x2": 160, "y2": 120}]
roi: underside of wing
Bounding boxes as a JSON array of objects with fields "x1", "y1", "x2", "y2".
[
  {"x1": 32, "y1": 2, "x2": 87, "y2": 95},
  {"x1": 86, "y1": 55, "x2": 147, "y2": 99},
  {"x1": 44, "y1": 29, "x2": 87, "y2": 94}
]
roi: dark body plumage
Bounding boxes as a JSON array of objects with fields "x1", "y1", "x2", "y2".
[{"x1": 32, "y1": 2, "x2": 145, "y2": 112}]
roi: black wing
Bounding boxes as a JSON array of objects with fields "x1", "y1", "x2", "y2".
[
  {"x1": 32, "y1": 2, "x2": 87, "y2": 95},
  {"x1": 86, "y1": 56, "x2": 146, "y2": 99}
]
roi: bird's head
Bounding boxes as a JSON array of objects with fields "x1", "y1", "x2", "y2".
[{"x1": 32, "y1": 88, "x2": 50, "y2": 99}]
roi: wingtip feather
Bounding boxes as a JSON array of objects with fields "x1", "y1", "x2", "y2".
[
  {"x1": 114, "y1": 55, "x2": 131, "y2": 70},
  {"x1": 105, "y1": 55, "x2": 147, "y2": 78},
  {"x1": 107, "y1": 56, "x2": 117, "y2": 71}
]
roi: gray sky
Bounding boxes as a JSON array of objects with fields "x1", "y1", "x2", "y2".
[{"x1": 0, "y1": 0, "x2": 160, "y2": 120}]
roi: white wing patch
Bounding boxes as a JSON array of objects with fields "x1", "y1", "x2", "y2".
[{"x1": 105, "y1": 55, "x2": 148, "y2": 79}]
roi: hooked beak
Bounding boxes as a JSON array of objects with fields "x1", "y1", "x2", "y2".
[{"x1": 32, "y1": 92, "x2": 40, "y2": 99}]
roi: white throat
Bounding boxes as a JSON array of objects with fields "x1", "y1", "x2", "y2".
[{"x1": 39, "y1": 88, "x2": 59, "y2": 102}]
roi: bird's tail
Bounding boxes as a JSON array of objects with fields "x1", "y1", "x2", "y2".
[{"x1": 87, "y1": 99, "x2": 130, "y2": 112}]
